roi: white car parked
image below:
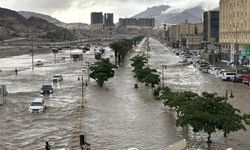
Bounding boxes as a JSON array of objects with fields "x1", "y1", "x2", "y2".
[
  {"x1": 216, "y1": 70, "x2": 227, "y2": 78},
  {"x1": 208, "y1": 67, "x2": 221, "y2": 75},
  {"x1": 29, "y1": 98, "x2": 45, "y2": 113},
  {"x1": 221, "y1": 72, "x2": 237, "y2": 81}
]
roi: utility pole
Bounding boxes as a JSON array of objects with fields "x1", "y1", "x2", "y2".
[
  {"x1": 69, "y1": 46, "x2": 72, "y2": 62},
  {"x1": 81, "y1": 75, "x2": 84, "y2": 108},
  {"x1": 161, "y1": 65, "x2": 166, "y2": 87},
  {"x1": 86, "y1": 61, "x2": 90, "y2": 81},
  {"x1": 235, "y1": 23, "x2": 239, "y2": 74},
  {"x1": 31, "y1": 29, "x2": 34, "y2": 71}
]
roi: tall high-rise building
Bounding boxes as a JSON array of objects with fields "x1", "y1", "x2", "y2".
[
  {"x1": 219, "y1": 0, "x2": 250, "y2": 64},
  {"x1": 90, "y1": 12, "x2": 104, "y2": 30},
  {"x1": 104, "y1": 13, "x2": 114, "y2": 27},
  {"x1": 91, "y1": 12, "x2": 103, "y2": 24},
  {"x1": 203, "y1": 10, "x2": 219, "y2": 43}
]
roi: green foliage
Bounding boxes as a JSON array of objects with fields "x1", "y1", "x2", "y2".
[
  {"x1": 109, "y1": 36, "x2": 144, "y2": 65},
  {"x1": 132, "y1": 36, "x2": 144, "y2": 44},
  {"x1": 89, "y1": 58, "x2": 117, "y2": 86},
  {"x1": 153, "y1": 86, "x2": 171, "y2": 99},
  {"x1": 142, "y1": 72, "x2": 160, "y2": 88},
  {"x1": 109, "y1": 39, "x2": 133, "y2": 65},
  {"x1": 130, "y1": 55, "x2": 160, "y2": 87},
  {"x1": 160, "y1": 90, "x2": 250, "y2": 143},
  {"x1": 130, "y1": 54, "x2": 148, "y2": 72}
]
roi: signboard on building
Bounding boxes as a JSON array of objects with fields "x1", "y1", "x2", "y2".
[{"x1": 243, "y1": 45, "x2": 250, "y2": 56}]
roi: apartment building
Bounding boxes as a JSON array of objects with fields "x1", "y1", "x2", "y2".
[
  {"x1": 167, "y1": 21, "x2": 203, "y2": 49},
  {"x1": 219, "y1": 0, "x2": 250, "y2": 65},
  {"x1": 203, "y1": 10, "x2": 219, "y2": 43},
  {"x1": 118, "y1": 18, "x2": 155, "y2": 28},
  {"x1": 90, "y1": 12, "x2": 104, "y2": 30}
]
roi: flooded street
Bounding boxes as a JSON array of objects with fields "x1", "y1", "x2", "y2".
[
  {"x1": 147, "y1": 38, "x2": 250, "y2": 150},
  {"x1": 0, "y1": 38, "x2": 250, "y2": 150}
]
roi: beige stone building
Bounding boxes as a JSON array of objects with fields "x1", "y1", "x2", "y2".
[
  {"x1": 167, "y1": 21, "x2": 203, "y2": 49},
  {"x1": 219, "y1": 0, "x2": 250, "y2": 64}
]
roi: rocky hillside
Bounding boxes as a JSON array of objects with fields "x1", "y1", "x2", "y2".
[
  {"x1": 19, "y1": 11, "x2": 89, "y2": 30},
  {"x1": 0, "y1": 7, "x2": 75, "y2": 40},
  {"x1": 133, "y1": 5, "x2": 171, "y2": 18},
  {"x1": 0, "y1": 7, "x2": 29, "y2": 33},
  {"x1": 133, "y1": 5, "x2": 205, "y2": 26}
]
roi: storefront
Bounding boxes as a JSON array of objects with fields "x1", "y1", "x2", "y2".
[{"x1": 239, "y1": 45, "x2": 250, "y2": 66}]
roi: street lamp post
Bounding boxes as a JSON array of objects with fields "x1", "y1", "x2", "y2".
[
  {"x1": 85, "y1": 61, "x2": 91, "y2": 82},
  {"x1": 69, "y1": 46, "x2": 72, "y2": 62},
  {"x1": 52, "y1": 48, "x2": 58, "y2": 63},
  {"x1": 235, "y1": 23, "x2": 239, "y2": 74},
  {"x1": 161, "y1": 65, "x2": 167, "y2": 87},
  {"x1": 81, "y1": 74, "x2": 84, "y2": 108},
  {"x1": 29, "y1": 28, "x2": 34, "y2": 71}
]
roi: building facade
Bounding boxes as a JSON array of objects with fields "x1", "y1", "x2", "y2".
[
  {"x1": 219, "y1": 0, "x2": 250, "y2": 65},
  {"x1": 90, "y1": 12, "x2": 104, "y2": 30},
  {"x1": 203, "y1": 10, "x2": 220, "y2": 43},
  {"x1": 104, "y1": 13, "x2": 114, "y2": 27},
  {"x1": 91, "y1": 12, "x2": 103, "y2": 24},
  {"x1": 119, "y1": 18, "x2": 155, "y2": 28},
  {"x1": 167, "y1": 21, "x2": 203, "y2": 49}
]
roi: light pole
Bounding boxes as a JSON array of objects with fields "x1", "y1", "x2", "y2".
[
  {"x1": 161, "y1": 65, "x2": 167, "y2": 87},
  {"x1": 29, "y1": 27, "x2": 34, "y2": 71},
  {"x1": 234, "y1": 20, "x2": 243, "y2": 74},
  {"x1": 69, "y1": 46, "x2": 72, "y2": 62},
  {"x1": 235, "y1": 23, "x2": 239, "y2": 74},
  {"x1": 85, "y1": 61, "x2": 91, "y2": 82},
  {"x1": 52, "y1": 48, "x2": 58, "y2": 63},
  {"x1": 81, "y1": 74, "x2": 84, "y2": 108}
]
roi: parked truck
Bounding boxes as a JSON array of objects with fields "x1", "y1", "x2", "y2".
[{"x1": 0, "y1": 85, "x2": 8, "y2": 105}]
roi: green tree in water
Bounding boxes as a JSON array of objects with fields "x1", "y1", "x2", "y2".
[{"x1": 89, "y1": 58, "x2": 117, "y2": 86}]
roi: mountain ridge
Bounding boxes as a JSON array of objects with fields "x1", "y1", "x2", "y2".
[
  {"x1": 0, "y1": 7, "x2": 75, "y2": 40},
  {"x1": 132, "y1": 5, "x2": 205, "y2": 26},
  {"x1": 18, "y1": 11, "x2": 89, "y2": 30}
]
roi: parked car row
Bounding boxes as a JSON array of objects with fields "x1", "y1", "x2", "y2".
[{"x1": 192, "y1": 56, "x2": 250, "y2": 85}]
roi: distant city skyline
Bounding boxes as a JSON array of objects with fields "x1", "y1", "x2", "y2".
[{"x1": 0, "y1": 0, "x2": 219, "y2": 24}]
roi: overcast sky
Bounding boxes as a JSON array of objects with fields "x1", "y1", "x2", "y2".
[{"x1": 0, "y1": 0, "x2": 219, "y2": 24}]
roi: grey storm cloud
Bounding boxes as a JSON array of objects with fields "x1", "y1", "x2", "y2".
[
  {"x1": 11, "y1": 0, "x2": 163, "y2": 10},
  {"x1": 2, "y1": 0, "x2": 218, "y2": 12},
  {"x1": 20, "y1": 0, "x2": 74, "y2": 10},
  {"x1": 0, "y1": 0, "x2": 218, "y2": 23}
]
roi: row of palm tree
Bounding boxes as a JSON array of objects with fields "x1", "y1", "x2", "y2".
[{"x1": 109, "y1": 36, "x2": 144, "y2": 66}]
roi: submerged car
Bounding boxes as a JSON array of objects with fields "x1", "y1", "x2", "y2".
[
  {"x1": 35, "y1": 61, "x2": 44, "y2": 66},
  {"x1": 29, "y1": 98, "x2": 45, "y2": 113},
  {"x1": 41, "y1": 84, "x2": 53, "y2": 94},
  {"x1": 52, "y1": 74, "x2": 63, "y2": 82}
]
